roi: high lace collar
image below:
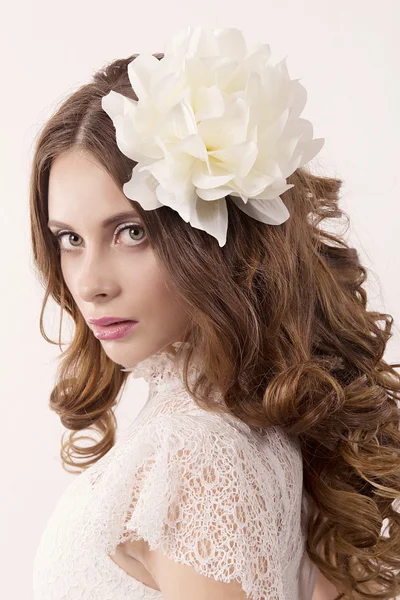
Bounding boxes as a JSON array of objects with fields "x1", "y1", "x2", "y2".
[{"x1": 120, "y1": 341, "x2": 193, "y2": 389}]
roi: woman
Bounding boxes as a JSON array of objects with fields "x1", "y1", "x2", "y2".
[{"x1": 31, "y1": 27, "x2": 400, "y2": 600}]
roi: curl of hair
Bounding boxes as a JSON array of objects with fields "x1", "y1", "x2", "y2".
[{"x1": 29, "y1": 52, "x2": 400, "y2": 599}]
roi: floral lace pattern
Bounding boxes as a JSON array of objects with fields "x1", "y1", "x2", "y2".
[{"x1": 33, "y1": 344, "x2": 318, "y2": 599}]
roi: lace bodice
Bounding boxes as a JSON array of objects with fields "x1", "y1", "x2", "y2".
[{"x1": 32, "y1": 342, "x2": 318, "y2": 599}]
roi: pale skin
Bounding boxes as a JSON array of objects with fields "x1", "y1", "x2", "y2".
[
  {"x1": 47, "y1": 148, "x2": 340, "y2": 599},
  {"x1": 115, "y1": 537, "x2": 340, "y2": 600},
  {"x1": 47, "y1": 148, "x2": 191, "y2": 368}
]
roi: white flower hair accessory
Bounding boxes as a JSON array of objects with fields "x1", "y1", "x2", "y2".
[{"x1": 101, "y1": 26, "x2": 325, "y2": 247}]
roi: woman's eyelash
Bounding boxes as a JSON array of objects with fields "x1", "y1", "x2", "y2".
[{"x1": 53, "y1": 222, "x2": 146, "y2": 252}]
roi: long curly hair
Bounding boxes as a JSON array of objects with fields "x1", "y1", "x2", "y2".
[{"x1": 29, "y1": 53, "x2": 400, "y2": 599}]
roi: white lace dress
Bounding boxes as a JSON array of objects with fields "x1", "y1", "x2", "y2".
[{"x1": 32, "y1": 342, "x2": 318, "y2": 600}]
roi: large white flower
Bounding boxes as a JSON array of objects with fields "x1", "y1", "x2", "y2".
[{"x1": 101, "y1": 26, "x2": 325, "y2": 247}]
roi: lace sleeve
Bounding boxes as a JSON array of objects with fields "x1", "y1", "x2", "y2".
[{"x1": 102, "y1": 412, "x2": 288, "y2": 600}]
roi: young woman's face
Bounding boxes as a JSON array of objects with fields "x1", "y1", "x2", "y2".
[{"x1": 47, "y1": 149, "x2": 191, "y2": 368}]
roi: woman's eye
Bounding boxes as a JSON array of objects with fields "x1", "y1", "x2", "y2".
[
  {"x1": 114, "y1": 223, "x2": 146, "y2": 246},
  {"x1": 54, "y1": 223, "x2": 146, "y2": 253}
]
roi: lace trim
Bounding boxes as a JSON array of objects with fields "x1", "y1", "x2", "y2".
[
  {"x1": 86, "y1": 412, "x2": 304, "y2": 600},
  {"x1": 120, "y1": 341, "x2": 191, "y2": 388}
]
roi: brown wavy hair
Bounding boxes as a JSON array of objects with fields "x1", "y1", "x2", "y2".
[{"x1": 29, "y1": 53, "x2": 400, "y2": 599}]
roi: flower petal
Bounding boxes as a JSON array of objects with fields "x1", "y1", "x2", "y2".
[
  {"x1": 186, "y1": 26, "x2": 220, "y2": 58},
  {"x1": 192, "y1": 162, "x2": 235, "y2": 189},
  {"x1": 189, "y1": 196, "x2": 229, "y2": 247},
  {"x1": 157, "y1": 99, "x2": 197, "y2": 142},
  {"x1": 215, "y1": 28, "x2": 247, "y2": 62},
  {"x1": 156, "y1": 181, "x2": 198, "y2": 219},
  {"x1": 230, "y1": 194, "x2": 291, "y2": 225},
  {"x1": 212, "y1": 57, "x2": 239, "y2": 90},
  {"x1": 101, "y1": 91, "x2": 143, "y2": 161},
  {"x1": 123, "y1": 168, "x2": 164, "y2": 210},
  {"x1": 287, "y1": 80, "x2": 307, "y2": 120},
  {"x1": 151, "y1": 70, "x2": 188, "y2": 113},
  {"x1": 209, "y1": 141, "x2": 258, "y2": 178},
  {"x1": 184, "y1": 57, "x2": 210, "y2": 89},
  {"x1": 164, "y1": 25, "x2": 193, "y2": 56},
  {"x1": 194, "y1": 85, "x2": 225, "y2": 120},
  {"x1": 198, "y1": 97, "x2": 250, "y2": 149},
  {"x1": 229, "y1": 170, "x2": 276, "y2": 199},
  {"x1": 173, "y1": 134, "x2": 209, "y2": 162},
  {"x1": 243, "y1": 44, "x2": 271, "y2": 71},
  {"x1": 127, "y1": 54, "x2": 161, "y2": 100},
  {"x1": 141, "y1": 155, "x2": 193, "y2": 191},
  {"x1": 196, "y1": 186, "x2": 233, "y2": 201},
  {"x1": 102, "y1": 91, "x2": 165, "y2": 161},
  {"x1": 298, "y1": 136, "x2": 325, "y2": 167},
  {"x1": 261, "y1": 107, "x2": 291, "y2": 146}
]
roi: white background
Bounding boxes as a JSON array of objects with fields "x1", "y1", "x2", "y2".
[{"x1": 0, "y1": 0, "x2": 399, "y2": 597}]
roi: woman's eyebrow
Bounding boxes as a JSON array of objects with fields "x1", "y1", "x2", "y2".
[{"x1": 47, "y1": 210, "x2": 140, "y2": 229}]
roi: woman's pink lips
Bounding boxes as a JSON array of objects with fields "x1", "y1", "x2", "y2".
[{"x1": 92, "y1": 320, "x2": 138, "y2": 340}]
